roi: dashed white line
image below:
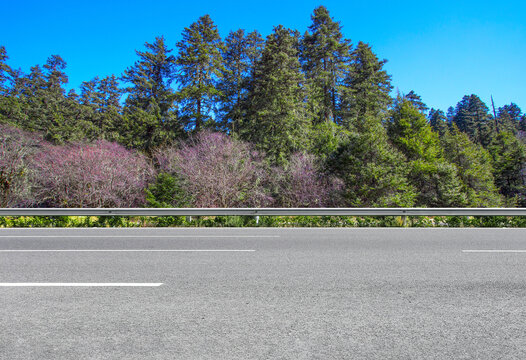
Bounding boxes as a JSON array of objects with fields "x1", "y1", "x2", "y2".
[
  {"x1": 0, "y1": 249, "x2": 255, "y2": 252},
  {"x1": 0, "y1": 235, "x2": 278, "y2": 238},
  {"x1": 462, "y1": 250, "x2": 526, "y2": 253},
  {"x1": 0, "y1": 283, "x2": 163, "y2": 287}
]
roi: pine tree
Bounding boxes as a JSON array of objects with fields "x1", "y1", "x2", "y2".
[
  {"x1": 520, "y1": 114, "x2": 526, "y2": 132},
  {"x1": 441, "y1": 125, "x2": 503, "y2": 206},
  {"x1": 388, "y1": 99, "x2": 467, "y2": 207},
  {"x1": 217, "y1": 29, "x2": 263, "y2": 134},
  {"x1": 0, "y1": 46, "x2": 19, "y2": 125},
  {"x1": 339, "y1": 41, "x2": 392, "y2": 128},
  {"x1": 7, "y1": 65, "x2": 44, "y2": 130},
  {"x1": 34, "y1": 57, "x2": 68, "y2": 136},
  {"x1": 329, "y1": 114, "x2": 416, "y2": 207},
  {"x1": 146, "y1": 172, "x2": 192, "y2": 208},
  {"x1": 10, "y1": 55, "x2": 93, "y2": 142},
  {"x1": 446, "y1": 106, "x2": 455, "y2": 123},
  {"x1": 0, "y1": 46, "x2": 10, "y2": 95},
  {"x1": 308, "y1": 121, "x2": 346, "y2": 162},
  {"x1": 80, "y1": 75, "x2": 123, "y2": 141},
  {"x1": 452, "y1": 94, "x2": 492, "y2": 146},
  {"x1": 121, "y1": 36, "x2": 180, "y2": 150},
  {"x1": 497, "y1": 103, "x2": 523, "y2": 132},
  {"x1": 245, "y1": 31, "x2": 264, "y2": 76},
  {"x1": 404, "y1": 90, "x2": 428, "y2": 114},
  {"x1": 301, "y1": 6, "x2": 351, "y2": 124},
  {"x1": 389, "y1": 99, "x2": 442, "y2": 162},
  {"x1": 176, "y1": 15, "x2": 224, "y2": 132},
  {"x1": 498, "y1": 103, "x2": 522, "y2": 122},
  {"x1": 239, "y1": 25, "x2": 310, "y2": 165},
  {"x1": 488, "y1": 131, "x2": 526, "y2": 205},
  {"x1": 44, "y1": 55, "x2": 68, "y2": 95},
  {"x1": 428, "y1": 108, "x2": 449, "y2": 137}
]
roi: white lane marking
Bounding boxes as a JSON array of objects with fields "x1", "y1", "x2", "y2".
[
  {"x1": 0, "y1": 249, "x2": 255, "y2": 252},
  {"x1": 0, "y1": 283, "x2": 163, "y2": 287},
  {"x1": 0, "y1": 235, "x2": 278, "y2": 238},
  {"x1": 462, "y1": 250, "x2": 526, "y2": 253}
]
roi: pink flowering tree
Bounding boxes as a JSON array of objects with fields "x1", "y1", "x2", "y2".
[
  {"x1": 30, "y1": 141, "x2": 153, "y2": 207},
  {"x1": 272, "y1": 152, "x2": 344, "y2": 207},
  {"x1": 0, "y1": 125, "x2": 42, "y2": 207},
  {"x1": 155, "y1": 131, "x2": 273, "y2": 207}
]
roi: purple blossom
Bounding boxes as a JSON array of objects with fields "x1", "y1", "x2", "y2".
[
  {"x1": 272, "y1": 153, "x2": 344, "y2": 207},
  {"x1": 30, "y1": 140, "x2": 153, "y2": 207},
  {"x1": 0, "y1": 125, "x2": 42, "y2": 207},
  {"x1": 155, "y1": 131, "x2": 273, "y2": 207}
]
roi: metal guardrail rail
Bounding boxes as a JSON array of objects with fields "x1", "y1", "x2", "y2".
[{"x1": 1, "y1": 208, "x2": 526, "y2": 216}]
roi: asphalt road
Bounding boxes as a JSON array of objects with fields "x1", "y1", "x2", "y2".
[{"x1": 1, "y1": 227, "x2": 526, "y2": 359}]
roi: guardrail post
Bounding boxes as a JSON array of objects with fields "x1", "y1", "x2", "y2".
[
  {"x1": 402, "y1": 210, "x2": 408, "y2": 227},
  {"x1": 186, "y1": 216, "x2": 192, "y2": 223},
  {"x1": 255, "y1": 215, "x2": 260, "y2": 225}
]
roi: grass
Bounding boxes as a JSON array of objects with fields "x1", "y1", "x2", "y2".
[{"x1": 1, "y1": 215, "x2": 526, "y2": 227}]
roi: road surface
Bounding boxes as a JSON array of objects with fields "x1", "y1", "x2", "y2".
[{"x1": 1, "y1": 227, "x2": 526, "y2": 359}]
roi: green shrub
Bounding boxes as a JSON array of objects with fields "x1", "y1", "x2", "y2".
[{"x1": 1, "y1": 215, "x2": 526, "y2": 228}]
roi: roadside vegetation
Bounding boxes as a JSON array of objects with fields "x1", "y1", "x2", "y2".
[
  {"x1": 1, "y1": 6, "x2": 525, "y2": 223},
  {"x1": 2, "y1": 216, "x2": 526, "y2": 228}
]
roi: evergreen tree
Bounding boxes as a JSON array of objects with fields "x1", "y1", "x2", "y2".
[
  {"x1": 339, "y1": 42, "x2": 392, "y2": 129},
  {"x1": 79, "y1": 78, "x2": 98, "y2": 104},
  {"x1": 520, "y1": 114, "x2": 526, "y2": 132},
  {"x1": 146, "y1": 172, "x2": 192, "y2": 208},
  {"x1": 498, "y1": 103, "x2": 522, "y2": 122},
  {"x1": 446, "y1": 106, "x2": 455, "y2": 123},
  {"x1": 217, "y1": 29, "x2": 263, "y2": 134},
  {"x1": 452, "y1": 94, "x2": 492, "y2": 146},
  {"x1": 428, "y1": 108, "x2": 449, "y2": 137},
  {"x1": 389, "y1": 99, "x2": 442, "y2": 161},
  {"x1": 488, "y1": 131, "x2": 526, "y2": 205},
  {"x1": 404, "y1": 90, "x2": 428, "y2": 113},
  {"x1": 0, "y1": 46, "x2": 10, "y2": 95},
  {"x1": 0, "y1": 46, "x2": 20, "y2": 125},
  {"x1": 176, "y1": 15, "x2": 224, "y2": 132},
  {"x1": 388, "y1": 99, "x2": 466, "y2": 207},
  {"x1": 329, "y1": 114, "x2": 416, "y2": 206},
  {"x1": 301, "y1": 6, "x2": 351, "y2": 124},
  {"x1": 121, "y1": 36, "x2": 180, "y2": 150},
  {"x1": 5, "y1": 65, "x2": 43, "y2": 129},
  {"x1": 10, "y1": 55, "x2": 93, "y2": 142},
  {"x1": 80, "y1": 75, "x2": 123, "y2": 141},
  {"x1": 308, "y1": 121, "x2": 346, "y2": 162},
  {"x1": 239, "y1": 25, "x2": 310, "y2": 165},
  {"x1": 441, "y1": 126, "x2": 503, "y2": 206},
  {"x1": 497, "y1": 103, "x2": 523, "y2": 132},
  {"x1": 245, "y1": 31, "x2": 265, "y2": 76},
  {"x1": 44, "y1": 55, "x2": 68, "y2": 95},
  {"x1": 25, "y1": 60, "x2": 64, "y2": 135}
]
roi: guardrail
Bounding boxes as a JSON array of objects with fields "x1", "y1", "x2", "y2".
[{"x1": 1, "y1": 208, "x2": 526, "y2": 216}]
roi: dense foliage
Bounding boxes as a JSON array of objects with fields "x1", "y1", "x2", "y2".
[
  {"x1": 0, "y1": 125, "x2": 41, "y2": 206},
  {"x1": 3, "y1": 215, "x2": 526, "y2": 228},
  {"x1": 29, "y1": 141, "x2": 153, "y2": 207},
  {"x1": 1, "y1": 6, "x2": 525, "y2": 208},
  {"x1": 154, "y1": 131, "x2": 272, "y2": 207}
]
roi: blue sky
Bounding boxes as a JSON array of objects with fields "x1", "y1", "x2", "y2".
[{"x1": 2, "y1": 0, "x2": 525, "y2": 112}]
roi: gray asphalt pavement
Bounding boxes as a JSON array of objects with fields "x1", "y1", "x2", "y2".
[{"x1": 1, "y1": 227, "x2": 526, "y2": 359}]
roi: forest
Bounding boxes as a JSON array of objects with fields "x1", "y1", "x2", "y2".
[{"x1": 1, "y1": 6, "x2": 526, "y2": 209}]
